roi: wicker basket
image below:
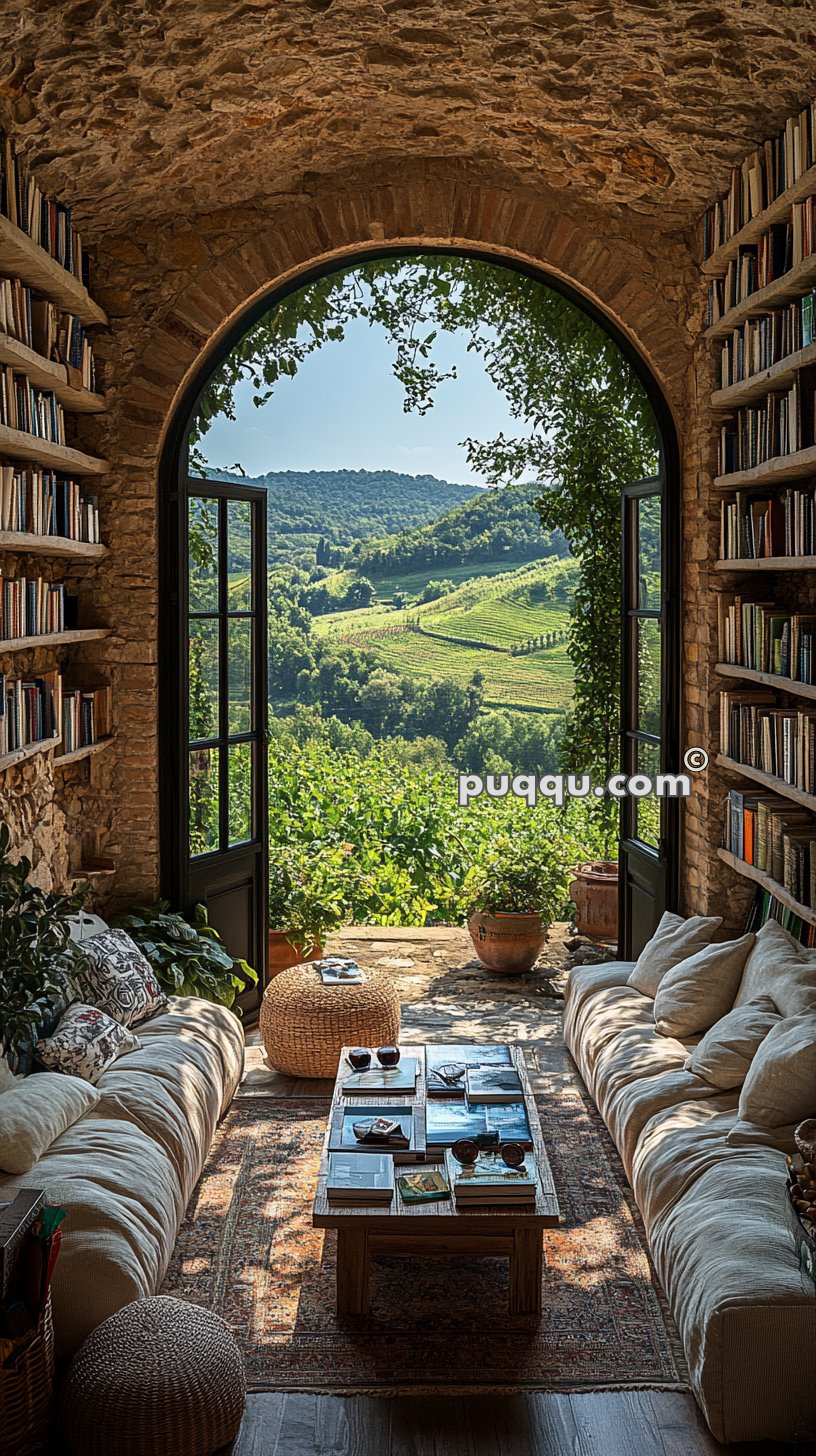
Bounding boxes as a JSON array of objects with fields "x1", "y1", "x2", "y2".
[
  {"x1": 61, "y1": 1296, "x2": 245, "y2": 1456},
  {"x1": 260, "y1": 963, "x2": 401, "y2": 1078},
  {"x1": 0, "y1": 1293, "x2": 55, "y2": 1456}
]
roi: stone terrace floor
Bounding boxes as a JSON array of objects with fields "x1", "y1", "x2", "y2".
[{"x1": 242, "y1": 923, "x2": 611, "y2": 1099}]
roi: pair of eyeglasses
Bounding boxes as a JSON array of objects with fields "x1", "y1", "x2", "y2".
[
  {"x1": 346, "y1": 1046, "x2": 400, "y2": 1071},
  {"x1": 451, "y1": 1137, "x2": 526, "y2": 1169}
]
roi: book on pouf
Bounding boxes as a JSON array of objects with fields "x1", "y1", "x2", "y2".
[{"x1": 326, "y1": 1152, "x2": 394, "y2": 1205}]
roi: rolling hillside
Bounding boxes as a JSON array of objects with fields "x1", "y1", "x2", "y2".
[
  {"x1": 314, "y1": 557, "x2": 576, "y2": 713},
  {"x1": 206, "y1": 467, "x2": 479, "y2": 567}
]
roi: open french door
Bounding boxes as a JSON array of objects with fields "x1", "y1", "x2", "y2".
[
  {"x1": 619, "y1": 474, "x2": 680, "y2": 958},
  {"x1": 161, "y1": 477, "x2": 268, "y2": 1015}
]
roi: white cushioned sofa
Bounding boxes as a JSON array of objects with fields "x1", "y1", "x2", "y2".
[
  {"x1": 0, "y1": 994, "x2": 244, "y2": 1356},
  {"x1": 564, "y1": 955, "x2": 816, "y2": 1445}
]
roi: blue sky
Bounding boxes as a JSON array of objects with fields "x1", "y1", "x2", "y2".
[{"x1": 200, "y1": 311, "x2": 534, "y2": 486}]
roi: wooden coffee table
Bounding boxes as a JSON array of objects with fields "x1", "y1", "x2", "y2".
[{"x1": 312, "y1": 1043, "x2": 560, "y2": 1318}]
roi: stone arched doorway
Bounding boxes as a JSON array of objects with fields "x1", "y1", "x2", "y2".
[{"x1": 150, "y1": 235, "x2": 682, "y2": 981}]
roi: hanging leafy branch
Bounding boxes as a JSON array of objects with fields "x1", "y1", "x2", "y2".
[{"x1": 191, "y1": 255, "x2": 659, "y2": 814}]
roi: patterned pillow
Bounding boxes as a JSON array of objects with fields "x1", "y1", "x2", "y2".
[
  {"x1": 37, "y1": 1004, "x2": 139, "y2": 1085},
  {"x1": 73, "y1": 929, "x2": 168, "y2": 1028}
]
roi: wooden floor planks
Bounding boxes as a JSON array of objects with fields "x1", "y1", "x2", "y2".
[{"x1": 233, "y1": 1390, "x2": 816, "y2": 1456}]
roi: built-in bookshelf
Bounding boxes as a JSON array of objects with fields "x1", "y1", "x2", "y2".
[
  {"x1": 0, "y1": 130, "x2": 114, "y2": 876},
  {"x1": 705, "y1": 102, "x2": 816, "y2": 937}
]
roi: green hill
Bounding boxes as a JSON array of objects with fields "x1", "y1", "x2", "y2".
[
  {"x1": 205, "y1": 467, "x2": 479, "y2": 567},
  {"x1": 343, "y1": 478, "x2": 566, "y2": 576},
  {"x1": 314, "y1": 557, "x2": 577, "y2": 713}
]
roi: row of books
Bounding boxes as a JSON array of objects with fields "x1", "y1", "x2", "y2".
[
  {"x1": 703, "y1": 104, "x2": 816, "y2": 257},
  {"x1": 718, "y1": 596, "x2": 816, "y2": 683},
  {"x1": 719, "y1": 485, "x2": 816, "y2": 560},
  {"x1": 0, "y1": 668, "x2": 60, "y2": 757},
  {"x1": 0, "y1": 133, "x2": 87, "y2": 284},
  {"x1": 325, "y1": 1148, "x2": 539, "y2": 1208},
  {"x1": 718, "y1": 294, "x2": 816, "y2": 390},
  {"x1": 61, "y1": 684, "x2": 111, "y2": 755},
  {"x1": 720, "y1": 689, "x2": 816, "y2": 793},
  {"x1": 0, "y1": 281, "x2": 96, "y2": 392},
  {"x1": 0, "y1": 575, "x2": 72, "y2": 641},
  {"x1": 746, "y1": 887, "x2": 816, "y2": 947},
  {"x1": 0, "y1": 368, "x2": 65, "y2": 446},
  {"x1": 726, "y1": 788, "x2": 816, "y2": 909},
  {"x1": 0, "y1": 464, "x2": 100, "y2": 543},
  {"x1": 707, "y1": 210, "x2": 816, "y2": 328},
  {"x1": 717, "y1": 368, "x2": 816, "y2": 475}
]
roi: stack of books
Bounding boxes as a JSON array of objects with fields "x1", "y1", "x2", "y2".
[
  {"x1": 0, "y1": 466, "x2": 99, "y2": 544},
  {"x1": 717, "y1": 367, "x2": 816, "y2": 475},
  {"x1": 718, "y1": 595, "x2": 816, "y2": 682},
  {"x1": 313, "y1": 957, "x2": 365, "y2": 985},
  {"x1": 719, "y1": 486, "x2": 816, "y2": 561},
  {"x1": 719, "y1": 296, "x2": 816, "y2": 389},
  {"x1": 726, "y1": 787, "x2": 816, "y2": 906},
  {"x1": 0, "y1": 132, "x2": 87, "y2": 283},
  {"x1": 0, "y1": 368, "x2": 65, "y2": 445},
  {"x1": 341, "y1": 1056, "x2": 418, "y2": 1095},
  {"x1": 325, "y1": 1152, "x2": 394, "y2": 1207},
  {"x1": 0, "y1": 574, "x2": 68, "y2": 640},
  {"x1": 703, "y1": 105, "x2": 816, "y2": 259},
  {"x1": 721, "y1": 689, "x2": 816, "y2": 792},
  {"x1": 61, "y1": 684, "x2": 111, "y2": 754},
  {"x1": 0, "y1": 669, "x2": 60, "y2": 756},
  {"x1": 444, "y1": 1148, "x2": 539, "y2": 1207}
]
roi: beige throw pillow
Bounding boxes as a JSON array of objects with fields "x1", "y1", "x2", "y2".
[
  {"x1": 684, "y1": 995, "x2": 781, "y2": 1088},
  {"x1": 0, "y1": 1073, "x2": 100, "y2": 1174},
  {"x1": 653, "y1": 932, "x2": 755, "y2": 1038},
  {"x1": 626, "y1": 911, "x2": 724, "y2": 998},
  {"x1": 736, "y1": 1012, "x2": 816, "y2": 1130},
  {"x1": 733, "y1": 918, "x2": 816, "y2": 1017}
]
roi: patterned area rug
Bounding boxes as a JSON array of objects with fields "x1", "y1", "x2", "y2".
[{"x1": 162, "y1": 1081, "x2": 689, "y2": 1395}]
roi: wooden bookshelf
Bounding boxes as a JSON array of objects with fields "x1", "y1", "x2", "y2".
[
  {"x1": 716, "y1": 752, "x2": 816, "y2": 814},
  {"x1": 702, "y1": 163, "x2": 816, "y2": 276},
  {"x1": 715, "y1": 555, "x2": 816, "y2": 571},
  {"x1": 0, "y1": 733, "x2": 60, "y2": 773},
  {"x1": 717, "y1": 847, "x2": 816, "y2": 927},
  {"x1": 715, "y1": 661, "x2": 816, "y2": 703},
  {"x1": 0, "y1": 332, "x2": 104, "y2": 413},
  {"x1": 0, "y1": 531, "x2": 106, "y2": 560},
  {"x1": 713, "y1": 442, "x2": 816, "y2": 490},
  {"x1": 54, "y1": 735, "x2": 113, "y2": 767},
  {"x1": 711, "y1": 341, "x2": 816, "y2": 411},
  {"x1": 0, "y1": 626, "x2": 110, "y2": 655},
  {"x1": 0, "y1": 214, "x2": 106, "y2": 328},
  {"x1": 0, "y1": 423, "x2": 107, "y2": 475},
  {"x1": 706, "y1": 251, "x2": 816, "y2": 340}
]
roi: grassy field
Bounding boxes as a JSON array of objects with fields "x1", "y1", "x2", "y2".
[{"x1": 313, "y1": 557, "x2": 575, "y2": 712}]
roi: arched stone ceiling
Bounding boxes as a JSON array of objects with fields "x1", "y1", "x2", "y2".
[{"x1": 1, "y1": 0, "x2": 816, "y2": 239}]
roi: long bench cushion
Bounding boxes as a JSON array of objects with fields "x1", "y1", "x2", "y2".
[
  {"x1": 639, "y1": 1106, "x2": 816, "y2": 1444},
  {"x1": 0, "y1": 997, "x2": 244, "y2": 1356}
]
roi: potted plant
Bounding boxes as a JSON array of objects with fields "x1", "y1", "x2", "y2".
[
  {"x1": 568, "y1": 859, "x2": 619, "y2": 944},
  {"x1": 268, "y1": 846, "x2": 347, "y2": 976},
  {"x1": 114, "y1": 901, "x2": 258, "y2": 1008},
  {"x1": 0, "y1": 823, "x2": 84, "y2": 1073},
  {"x1": 464, "y1": 840, "x2": 567, "y2": 973}
]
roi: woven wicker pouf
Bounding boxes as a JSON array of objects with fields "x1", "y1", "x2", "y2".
[
  {"x1": 260, "y1": 963, "x2": 401, "y2": 1078},
  {"x1": 60, "y1": 1296, "x2": 245, "y2": 1456}
]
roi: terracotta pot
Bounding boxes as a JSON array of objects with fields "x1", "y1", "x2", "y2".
[
  {"x1": 267, "y1": 930, "x2": 323, "y2": 978},
  {"x1": 568, "y1": 860, "x2": 619, "y2": 944},
  {"x1": 467, "y1": 909, "x2": 547, "y2": 973}
]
